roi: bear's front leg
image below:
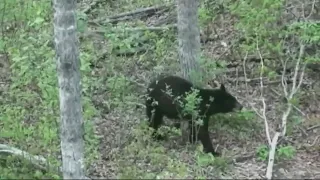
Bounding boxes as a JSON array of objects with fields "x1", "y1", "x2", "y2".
[{"x1": 195, "y1": 119, "x2": 220, "y2": 156}]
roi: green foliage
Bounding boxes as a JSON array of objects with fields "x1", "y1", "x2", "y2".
[
  {"x1": 228, "y1": 0, "x2": 320, "y2": 64},
  {"x1": 0, "y1": 0, "x2": 51, "y2": 26},
  {"x1": 113, "y1": 121, "x2": 231, "y2": 179},
  {"x1": 195, "y1": 147, "x2": 228, "y2": 171},
  {"x1": 196, "y1": 152, "x2": 216, "y2": 166},
  {"x1": 77, "y1": 11, "x2": 88, "y2": 33},
  {"x1": 115, "y1": 122, "x2": 189, "y2": 179},
  {"x1": 106, "y1": 74, "x2": 133, "y2": 108},
  {"x1": 286, "y1": 113, "x2": 303, "y2": 135},
  {"x1": 198, "y1": 5, "x2": 214, "y2": 28},
  {"x1": 277, "y1": 145, "x2": 296, "y2": 160},
  {"x1": 0, "y1": 0, "x2": 98, "y2": 178},
  {"x1": 229, "y1": 0, "x2": 284, "y2": 61},
  {"x1": 288, "y1": 22, "x2": 320, "y2": 44},
  {"x1": 181, "y1": 88, "x2": 202, "y2": 120},
  {"x1": 200, "y1": 56, "x2": 228, "y2": 81},
  {"x1": 256, "y1": 145, "x2": 269, "y2": 161},
  {"x1": 256, "y1": 144, "x2": 296, "y2": 161},
  {"x1": 210, "y1": 109, "x2": 260, "y2": 141}
]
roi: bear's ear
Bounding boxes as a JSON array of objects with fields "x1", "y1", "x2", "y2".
[{"x1": 220, "y1": 84, "x2": 226, "y2": 91}]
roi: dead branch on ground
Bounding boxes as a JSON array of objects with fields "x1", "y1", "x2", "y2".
[
  {"x1": 0, "y1": 143, "x2": 91, "y2": 179},
  {"x1": 92, "y1": 5, "x2": 171, "y2": 24},
  {"x1": 82, "y1": 0, "x2": 105, "y2": 14},
  {"x1": 91, "y1": 24, "x2": 176, "y2": 35},
  {"x1": 0, "y1": 144, "x2": 61, "y2": 174},
  {"x1": 109, "y1": 5, "x2": 168, "y2": 19},
  {"x1": 0, "y1": 144, "x2": 50, "y2": 171},
  {"x1": 307, "y1": 124, "x2": 320, "y2": 131}
]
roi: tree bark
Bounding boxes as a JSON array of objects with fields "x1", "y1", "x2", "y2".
[
  {"x1": 53, "y1": 0, "x2": 86, "y2": 179},
  {"x1": 177, "y1": 0, "x2": 202, "y2": 84}
]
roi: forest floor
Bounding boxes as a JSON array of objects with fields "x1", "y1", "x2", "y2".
[
  {"x1": 79, "y1": 1, "x2": 320, "y2": 179},
  {"x1": 0, "y1": 0, "x2": 319, "y2": 179}
]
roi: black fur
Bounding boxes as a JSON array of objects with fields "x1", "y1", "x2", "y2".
[{"x1": 145, "y1": 75, "x2": 243, "y2": 156}]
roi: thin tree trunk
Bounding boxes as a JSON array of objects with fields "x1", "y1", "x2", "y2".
[
  {"x1": 177, "y1": 0, "x2": 202, "y2": 85},
  {"x1": 53, "y1": 0, "x2": 86, "y2": 178}
]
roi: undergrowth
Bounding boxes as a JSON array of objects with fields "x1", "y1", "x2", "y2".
[
  {"x1": 0, "y1": 0, "x2": 98, "y2": 178},
  {"x1": 0, "y1": 0, "x2": 319, "y2": 178}
]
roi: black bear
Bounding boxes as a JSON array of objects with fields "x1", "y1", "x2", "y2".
[{"x1": 145, "y1": 75, "x2": 243, "y2": 156}]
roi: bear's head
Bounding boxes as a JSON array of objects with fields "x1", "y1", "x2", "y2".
[{"x1": 202, "y1": 84, "x2": 243, "y2": 115}]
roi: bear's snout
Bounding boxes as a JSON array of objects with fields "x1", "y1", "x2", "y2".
[{"x1": 234, "y1": 102, "x2": 243, "y2": 111}]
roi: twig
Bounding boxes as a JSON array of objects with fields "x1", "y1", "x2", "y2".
[
  {"x1": 242, "y1": 41, "x2": 273, "y2": 146},
  {"x1": 308, "y1": 135, "x2": 319, "y2": 146},
  {"x1": 302, "y1": 0, "x2": 317, "y2": 19},
  {"x1": 307, "y1": 124, "x2": 320, "y2": 131},
  {"x1": 281, "y1": 44, "x2": 305, "y2": 136},
  {"x1": 298, "y1": 126, "x2": 309, "y2": 137},
  {"x1": 250, "y1": 103, "x2": 265, "y2": 119},
  {"x1": 242, "y1": 48, "x2": 270, "y2": 139},
  {"x1": 257, "y1": 39, "x2": 272, "y2": 146},
  {"x1": 242, "y1": 51, "x2": 249, "y2": 95},
  {"x1": 291, "y1": 44, "x2": 306, "y2": 96},
  {"x1": 270, "y1": 88, "x2": 306, "y2": 116},
  {"x1": 281, "y1": 58, "x2": 289, "y2": 97}
]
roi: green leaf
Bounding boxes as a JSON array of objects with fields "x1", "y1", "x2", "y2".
[{"x1": 34, "y1": 17, "x2": 45, "y2": 25}]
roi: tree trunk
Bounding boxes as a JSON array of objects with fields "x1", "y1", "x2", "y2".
[
  {"x1": 53, "y1": 0, "x2": 86, "y2": 179},
  {"x1": 177, "y1": 0, "x2": 202, "y2": 85}
]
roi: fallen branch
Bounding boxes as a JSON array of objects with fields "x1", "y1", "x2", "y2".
[
  {"x1": 0, "y1": 144, "x2": 91, "y2": 179},
  {"x1": 225, "y1": 76, "x2": 294, "y2": 86},
  {"x1": 96, "y1": 5, "x2": 170, "y2": 24},
  {"x1": 229, "y1": 153, "x2": 255, "y2": 164},
  {"x1": 306, "y1": 135, "x2": 319, "y2": 147},
  {"x1": 307, "y1": 124, "x2": 320, "y2": 131},
  {"x1": 82, "y1": 0, "x2": 105, "y2": 14},
  {"x1": 0, "y1": 143, "x2": 60, "y2": 173},
  {"x1": 91, "y1": 24, "x2": 176, "y2": 35},
  {"x1": 110, "y1": 5, "x2": 168, "y2": 19}
]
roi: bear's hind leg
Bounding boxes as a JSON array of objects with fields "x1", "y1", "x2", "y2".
[{"x1": 148, "y1": 108, "x2": 166, "y2": 140}]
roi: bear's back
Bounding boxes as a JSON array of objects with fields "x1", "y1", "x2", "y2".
[
  {"x1": 147, "y1": 76, "x2": 196, "y2": 118},
  {"x1": 148, "y1": 75, "x2": 194, "y2": 97}
]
